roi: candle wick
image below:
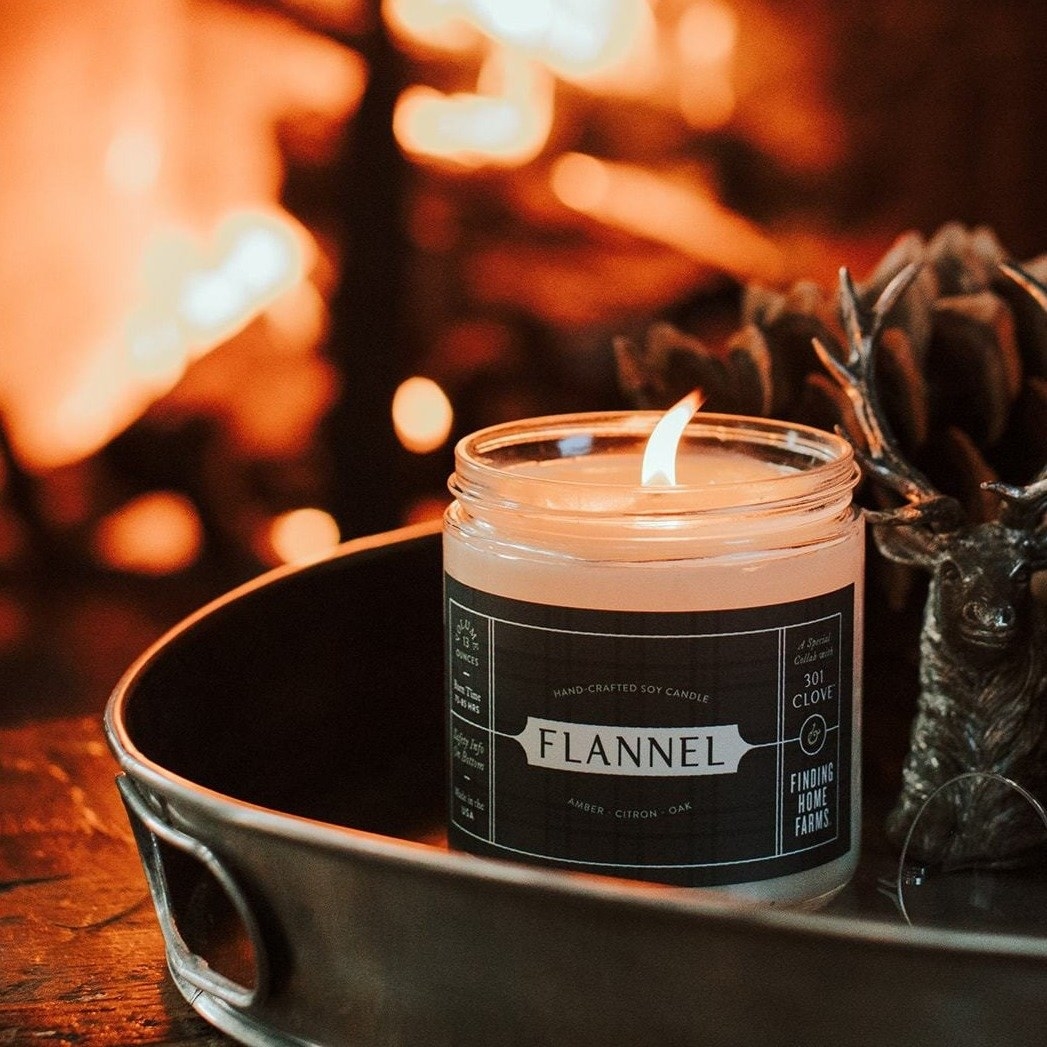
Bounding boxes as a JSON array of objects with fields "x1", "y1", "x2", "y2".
[{"x1": 641, "y1": 390, "x2": 704, "y2": 487}]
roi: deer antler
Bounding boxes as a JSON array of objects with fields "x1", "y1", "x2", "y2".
[
  {"x1": 984, "y1": 465, "x2": 1047, "y2": 535},
  {"x1": 990, "y1": 263, "x2": 1047, "y2": 541},
  {"x1": 812, "y1": 264, "x2": 964, "y2": 531},
  {"x1": 999, "y1": 259, "x2": 1047, "y2": 311}
]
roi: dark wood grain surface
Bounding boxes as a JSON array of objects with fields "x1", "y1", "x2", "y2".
[{"x1": 0, "y1": 714, "x2": 230, "y2": 1045}]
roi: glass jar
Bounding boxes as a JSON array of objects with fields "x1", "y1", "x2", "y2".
[{"x1": 444, "y1": 411, "x2": 863, "y2": 907}]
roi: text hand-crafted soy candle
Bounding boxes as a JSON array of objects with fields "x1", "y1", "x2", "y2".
[{"x1": 443, "y1": 398, "x2": 864, "y2": 907}]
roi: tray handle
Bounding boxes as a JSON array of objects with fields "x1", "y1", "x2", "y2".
[{"x1": 117, "y1": 774, "x2": 270, "y2": 1010}]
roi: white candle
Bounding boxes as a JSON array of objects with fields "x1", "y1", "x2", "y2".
[{"x1": 444, "y1": 410, "x2": 863, "y2": 907}]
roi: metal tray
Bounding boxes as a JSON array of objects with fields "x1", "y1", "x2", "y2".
[{"x1": 105, "y1": 522, "x2": 1047, "y2": 1046}]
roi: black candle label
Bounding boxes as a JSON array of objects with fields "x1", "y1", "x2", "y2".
[{"x1": 446, "y1": 575, "x2": 855, "y2": 888}]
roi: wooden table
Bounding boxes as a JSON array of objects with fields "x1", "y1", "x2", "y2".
[
  {"x1": 0, "y1": 564, "x2": 242, "y2": 1045},
  {"x1": 0, "y1": 713, "x2": 230, "y2": 1044}
]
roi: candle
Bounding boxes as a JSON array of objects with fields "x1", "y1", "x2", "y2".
[{"x1": 444, "y1": 406, "x2": 863, "y2": 907}]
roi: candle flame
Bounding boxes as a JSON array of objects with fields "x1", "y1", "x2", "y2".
[{"x1": 641, "y1": 390, "x2": 704, "y2": 487}]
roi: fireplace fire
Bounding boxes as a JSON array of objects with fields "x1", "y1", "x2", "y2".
[{"x1": 0, "y1": 0, "x2": 1044, "y2": 708}]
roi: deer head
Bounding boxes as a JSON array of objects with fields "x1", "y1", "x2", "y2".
[{"x1": 813, "y1": 261, "x2": 1047, "y2": 863}]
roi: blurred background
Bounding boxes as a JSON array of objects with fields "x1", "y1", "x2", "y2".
[{"x1": 0, "y1": 0, "x2": 1044, "y2": 725}]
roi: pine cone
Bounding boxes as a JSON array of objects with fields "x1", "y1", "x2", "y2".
[{"x1": 617, "y1": 222, "x2": 1047, "y2": 539}]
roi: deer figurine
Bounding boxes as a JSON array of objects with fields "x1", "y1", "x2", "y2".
[{"x1": 814, "y1": 262, "x2": 1047, "y2": 867}]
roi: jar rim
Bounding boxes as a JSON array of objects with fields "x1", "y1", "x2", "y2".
[{"x1": 451, "y1": 411, "x2": 859, "y2": 519}]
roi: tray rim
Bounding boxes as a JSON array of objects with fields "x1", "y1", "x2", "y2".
[{"x1": 104, "y1": 519, "x2": 1047, "y2": 966}]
